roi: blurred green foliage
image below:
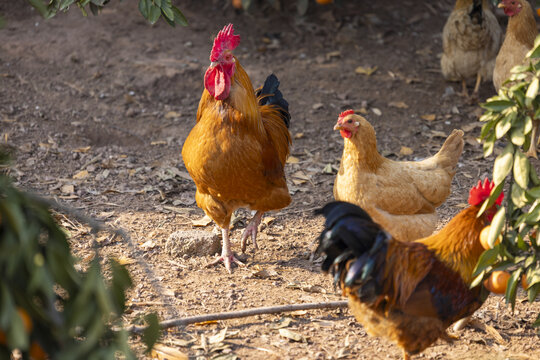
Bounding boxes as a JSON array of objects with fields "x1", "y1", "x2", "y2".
[
  {"x1": 0, "y1": 155, "x2": 160, "y2": 358},
  {"x1": 473, "y1": 35, "x2": 540, "y2": 330},
  {"x1": 26, "y1": 0, "x2": 187, "y2": 26}
]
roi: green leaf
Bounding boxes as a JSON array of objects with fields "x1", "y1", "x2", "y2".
[
  {"x1": 138, "y1": 0, "x2": 150, "y2": 18},
  {"x1": 142, "y1": 313, "x2": 161, "y2": 352},
  {"x1": 525, "y1": 203, "x2": 540, "y2": 225},
  {"x1": 60, "y1": 0, "x2": 77, "y2": 11},
  {"x1": 531, "y1": 165, "x2": 540, "y2": 186},
  {"x1": 172, "y1": 6, "x2": 188, "y2": 26},
  {"x1": 89, "y1": 2, "x2": 99, "y2": 16},
  {"x1": 471, "y1": 270, "x2": 486, "y2": 288},
  {"x1": 473, "y1": 248, "x2": 499, "y2": 277},
  {"x1": 161, "y1": 5, "x2": 174, "y2": 21},
  {"x1": 493, "y1": 143, "x2": 514, "y2": 185},
  {"x1": 528, "y1": 38, "x2": 540, "y2": 58},
  {"x1": 527, "y1": 186, "x2": 540, "y2": 198},
  {"x1": 481, "y1": 99, "x2": 514, "y2": 112},
  {"x1": 525, "y1": 77, "x2": 539, "y2": 108},
  {"x1": 28, "y1": 0, "x2": 51, "y2": 17},
  {"x1": 513, "y1": 149, "x2": 530, "y2": 189},
  {"x1": 510, "y1": 126, "x2": 525, "y2": 146},
  {"x1": 483, "y1": 131, "x2": 496, "y2": 157},
  {"x1": 529, "y1": 283, "x2": 540, "y2": 303},
  {"x1": 480, "y1": 118, "x2": 497, "y2": 138},
  {"x1": 512, "y1": 183, "x2": 527, "y2": 207},
  {"x1": 478, "y1": 181, "x2": 504, "y2": 216},
  {"x1": 495, "y1": 112, "x2": 514, "y2": 139},
  {"x1": 488, "y1": 207, "x2": 505, "y2": 248},
  {"x1": 505, "y1": 268, "x2": 522, "y2": 311},
  {"x1": 149, "y1": 4, "x2": 161, "y2": 24}
]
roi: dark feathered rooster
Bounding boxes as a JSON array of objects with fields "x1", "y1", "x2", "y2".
[{"x1": 316, "y1": 179, "x2": 504, "y2": 359}]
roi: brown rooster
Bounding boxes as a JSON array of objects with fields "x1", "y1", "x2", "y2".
[
  {"x1": 181, "y1": 24, "x2": 292, "y2": 272},
  {"x1": 316, "y1": 179, "x2": 504, "y2": 360},
  {"x1": 333, "y1": 110, "x2": 464, "y2": 242},
  {"x1": 441, "y1": 0, "x2": 502, "y2": 98}
]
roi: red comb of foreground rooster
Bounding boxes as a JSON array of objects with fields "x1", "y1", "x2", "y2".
[
  {"x1": 316, "y1": 179, "x2": 503, "y2": 359},
  {"x1": 181, "y1": 24, "x2": 292, "y2": 273}
]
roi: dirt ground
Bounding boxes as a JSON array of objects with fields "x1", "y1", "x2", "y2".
[{"x1": 1, "y1": 0, "x2": 539, "y2": 359}]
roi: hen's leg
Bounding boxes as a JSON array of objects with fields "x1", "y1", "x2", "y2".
[
  {"x1": 460, "y1": 80, "x2": 469, "y2": 98},
  {"x1": 241, "y1": 211, "x2": 263, "y2": 252},
  {"x1": 207, "y1": 228, "x2": 245, "y2": 273},
  {"x1": 472, "y1": 73, "x2": 482, "y2": 95}
]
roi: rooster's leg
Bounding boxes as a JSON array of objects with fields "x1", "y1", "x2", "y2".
[
  {"x1": 402, "y1": 350, "x2": 410, "y2": 360},
  {"x1": 206, "y1": 228, "x2": 245, "y2": 273},
  {"x1": 241, "y1": 211, "x2": 263, "y2": 252}
]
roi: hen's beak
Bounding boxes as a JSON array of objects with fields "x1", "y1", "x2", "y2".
[
  {"x1": 333, "y1": 123, "x2": 343, "y2": 131},
  {"x1": 497, "y1": 2, "x2": 505, "y2": 8}
]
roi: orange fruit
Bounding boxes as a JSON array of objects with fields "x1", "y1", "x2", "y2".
[
  {"x1": 479, "y1": 225, "x2": 501, "y2": 250},
  {"x1": 17, "y1": 308, "x2": 32, "y2": 333},
  {"x1": 29, "y1": 341, "x2": 48, "y2": 360},
  {"x1": 232, "y1": 0, "x2": 243, "y2": 9},
  {"x1": 316, "y1": 0, "x2": 334, "y2": 4},
  {"x1": 521, "y1": 274, "x2": 529, "y2": 290},
  {"x1": 483, "y1": 271, "x2": 511, "y2": 294}
]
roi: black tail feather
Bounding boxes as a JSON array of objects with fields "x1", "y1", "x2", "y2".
[
  {"x1": 256, "y1": 74, "x2": 290, "y2": 128},
  {"x1": 315, "y1": 201, "x2": 390, "y2": 293}
]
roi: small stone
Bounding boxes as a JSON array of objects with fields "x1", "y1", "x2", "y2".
[{"x1": 165, "y1": 230, "x2": 221, "y2": 257}]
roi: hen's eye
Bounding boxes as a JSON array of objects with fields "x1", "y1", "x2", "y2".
[{"x1": 347, "y1": 119, "x2": 353, "y2": 124}]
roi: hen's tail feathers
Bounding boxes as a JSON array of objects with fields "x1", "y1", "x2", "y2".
[
  {"x1": 315, "y1": 202, "x2": 390, "y2": 294},
  {"x1": 434, "y1": 129, "x2": 464, "y2": 176},
  {"x1": 469, "y1": 0, "x2": 483, "y2": 25},
  {"x1": 256, "y1": 74, "x2": 291, "y2": 128}
]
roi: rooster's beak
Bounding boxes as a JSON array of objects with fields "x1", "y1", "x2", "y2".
[{"x1": 497, "y1": 2, "x2": 505, "y2": 8}]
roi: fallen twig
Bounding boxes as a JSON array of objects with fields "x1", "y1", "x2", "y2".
[{"x1": 126, "y1": 301, "x2": 348, "y2": 334}]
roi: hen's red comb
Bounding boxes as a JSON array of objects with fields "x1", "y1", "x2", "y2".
[
  {"x1": 338, "y1": 109, "x2": 355, "y2": 120},
  {"x1": 468, "y1": 178, "x2": 504, "y2": 206},
  {"x1": 210, "y1": 24, "x2": 241, "y2": 62}
]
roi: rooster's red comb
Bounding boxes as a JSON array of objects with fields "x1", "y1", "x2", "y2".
[
  {"x1": 210, "y1": 24, "x2": 240, "y2": 62},
  {"x1": 338, "y1": 109, "x2": 355, "y2": 120},
  {"x1": 468, "y1": 178, "x2": 504, "y2": 206}
]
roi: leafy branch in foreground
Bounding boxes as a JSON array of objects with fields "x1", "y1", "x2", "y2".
[
  {"x1": 26, "y1": 0, "x2": 187, "y2": 26},
  {"x1": 0, "y1": 156, "x2": 160, "y2": 358},
  {"x1": 474, "y1": 35, "x2": 540, "y2": 330}
]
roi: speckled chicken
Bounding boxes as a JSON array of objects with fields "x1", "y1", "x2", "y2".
[{"x1": 441, "y1": 0, "x2": 502, "y2": 98}]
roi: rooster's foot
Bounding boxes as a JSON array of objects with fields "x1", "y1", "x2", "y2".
[
  {"x1": 206, "y1": 254, "x2": 245, "y2": 274},
  {"x1": 241, "y1": 211, "x2": 263, "y2": 252}
]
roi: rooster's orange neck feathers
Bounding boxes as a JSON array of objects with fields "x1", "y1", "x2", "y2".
[{"x1": 417, "y1": 206, "x2": 487, "y2": 284}]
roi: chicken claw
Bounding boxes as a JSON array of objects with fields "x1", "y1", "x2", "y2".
[
  {"x1": 241, "y1": 211, "x2": 263, "y2": 252},
  {"x1": 206, "y1": 253, "x2": 245, "y2": 274},
  {"x1": 206, "y1": 228, "x2": 245, "y2": 273}
]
